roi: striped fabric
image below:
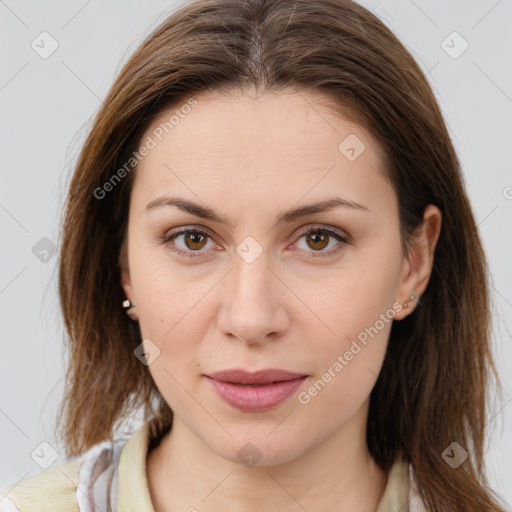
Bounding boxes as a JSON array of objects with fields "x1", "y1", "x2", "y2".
[{"x1": 0, "y1": 421, "x2": 427, "y2": 511}]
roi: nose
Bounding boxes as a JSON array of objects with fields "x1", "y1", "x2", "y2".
[{"x1": 217, "y1": 250, "x2": 289, "y2": 345}]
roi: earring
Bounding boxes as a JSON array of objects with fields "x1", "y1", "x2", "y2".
[
  {"x1": 402, "y1": 294, "x2": 417, "y2": 309},
  {"x1": 122, "y1": 298, "x2": 138, "y2": 320}
]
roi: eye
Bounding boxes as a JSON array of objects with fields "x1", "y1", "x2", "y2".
[
  {"x1": 161, "y1": 225, "x2": 350, "y2": 259},
  {"x1": 293, "y1": 225, "x2": 350, "y2": 258},
  {"x1": 161, "y1": 228, "x2": 217, "y2": 258}
]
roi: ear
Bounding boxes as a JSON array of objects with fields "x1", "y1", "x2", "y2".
[
  {"x1": 393, "y1": 204, "x2": 442, "y2": 320},
  {"x1": 120, "y1": 238, "x2": 139, "y2": 321},
  {"x1": 121, "y1": 267, "x2": 134, "y2": 303}
]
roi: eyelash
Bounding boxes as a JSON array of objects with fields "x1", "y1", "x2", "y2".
[{"x1": 160, "y1": 225, "x2": 351, "y2": 259}]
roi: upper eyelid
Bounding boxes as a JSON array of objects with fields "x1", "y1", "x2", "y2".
[
  {"x1": 164, "y1": 223, "x2": 347, "y2": 236},
  {"x1": 164, "y1": 225, "x2": 218, "y2": 243},
  {"x1": 164, "y1": 223, "x2": 350, "y2": 245}
]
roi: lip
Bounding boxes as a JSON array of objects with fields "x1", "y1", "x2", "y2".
[{"x1": 204, "y1": 369, "x2": 308, "y2": 412}]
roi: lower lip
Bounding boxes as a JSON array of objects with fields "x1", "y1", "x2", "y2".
[{"x1": 206, "y1": 376, "x2": 307, "y2": 412}]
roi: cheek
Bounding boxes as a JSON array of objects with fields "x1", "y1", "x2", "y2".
[
  {"x1": 129, "y1": 255, "x2": 216, "y2": 377},
  {"x1": 296, "y1": 243, "x2": 402, "y2": 343},
  {"x1": 130, "y1": 248, "x2": 207, "y2": 326},
  {"x1": 133, "y1": 268, "x2": 208, "y2": 411},
  {"x1": 295, "y1": 240, "x2": 401, "y2": 403},
  {"x1": 297, "y1": 314, "x2": 393, "y2": 432}
]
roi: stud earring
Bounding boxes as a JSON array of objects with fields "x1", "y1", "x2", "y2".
[
  {"x1": 402, "y1": 294, "x2": 417, "y2": 309},
  {"x1": 122, "y1": 298, "x2": 138, "y2": 320}
]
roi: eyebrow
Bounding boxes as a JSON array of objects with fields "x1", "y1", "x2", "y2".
[{"x1": 144, "y1": 195, "x2": 370, "y2": 229}]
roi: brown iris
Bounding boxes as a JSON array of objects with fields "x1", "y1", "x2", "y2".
[
  {"x1": 184, "y1": 231, "x2": 208, "y2": 250},
  {"x1": 306, "y1": 231, "x2": 330, "y2": 251}
]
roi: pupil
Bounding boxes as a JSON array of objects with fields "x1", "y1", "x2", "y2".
[
  {"x1": 187, "y1": 232, "x2": 205, "y2": 249},
  {"x1": 309, "y1": 232, "x2": 328, "y2": 250}
]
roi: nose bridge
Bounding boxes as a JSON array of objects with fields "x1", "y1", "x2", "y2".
[
  {"x1": 231, "y1": 242, "x2": 275, "y2": 312},
  {"x1": 218, "y1": 238, "x2": 287, "y2": 343}
]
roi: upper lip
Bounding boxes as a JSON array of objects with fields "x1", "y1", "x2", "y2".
[{"x1": 205, "y1": 369, "x2": 307, "y2": 385}]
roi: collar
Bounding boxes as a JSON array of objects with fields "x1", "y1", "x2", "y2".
[
  {"x1": 117, "y1": 420, "x2": 156, "y2": 511},
  {"x1": 376, "y1": 451, "x2": 411, "y2": 511}
]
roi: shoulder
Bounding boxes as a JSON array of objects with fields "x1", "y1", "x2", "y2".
[
  {"x1": 0, "y1": 438, "x2": 127, "y2": 512},
  {"x1": 0, "y1": 457, "x2": 83, "y2": 512}
]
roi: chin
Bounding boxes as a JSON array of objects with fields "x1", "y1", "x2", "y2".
[{"x1": 202, "y1": 428, "x2": 309, "y2": 468}]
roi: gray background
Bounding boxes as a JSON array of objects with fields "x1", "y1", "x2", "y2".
[{"x1": 1, "y1": 0, "x2": 511, "y2": 506}]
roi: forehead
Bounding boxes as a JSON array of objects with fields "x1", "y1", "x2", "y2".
[
  {"x1": 131, "y1": 88, "x2": 394, "y2": 215},
  {"x1": 142, "y1": 87, "x2": 380, "y2": 159}
]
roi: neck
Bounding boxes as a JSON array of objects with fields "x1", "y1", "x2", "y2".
[{"x1": 146, "y1": 404, "x2": 388, "y2": 512}]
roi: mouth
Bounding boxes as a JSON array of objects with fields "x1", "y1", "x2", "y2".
[{"x1": 204, "y1": 369, "x2": 308, "y2": 411}]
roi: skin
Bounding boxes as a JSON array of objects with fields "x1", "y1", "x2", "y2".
[{"x1": 120, "y1": 87, "x2": 442, "y2": 512}]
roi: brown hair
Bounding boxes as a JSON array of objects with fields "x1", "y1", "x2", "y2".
[{"x1": 57, "y1": 0, "x2": 506, "y2": 510}]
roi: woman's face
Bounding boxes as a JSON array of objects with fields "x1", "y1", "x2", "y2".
[{"x1": 121, "y1": 88, "x2": 421, "y2": 465}]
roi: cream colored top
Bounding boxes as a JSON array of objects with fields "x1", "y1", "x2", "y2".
[{"x1": 0, "y1": 420, "x2": 426, "y2": 511}]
